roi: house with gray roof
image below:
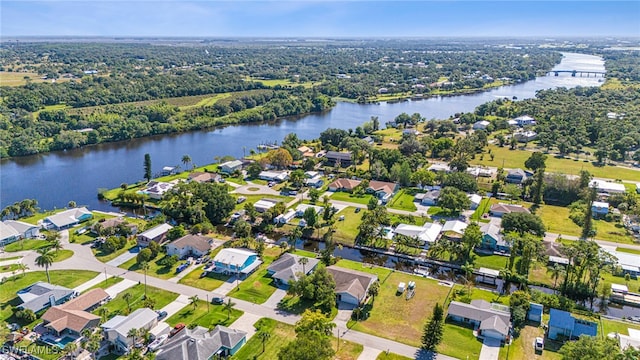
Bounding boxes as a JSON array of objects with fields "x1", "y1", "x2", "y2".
[
  {"x1": 415, "y1": 189, "x2": 440, "y2": 206},
  {"x1": 219, "y1": 160, "x2": 243, "y2": 174},
  {"x1": 17, "y1": 281, "x2": 76, "y2": 313},
  {"x1": 326, "y1": 266, "x2": 378, "y2": 306},
  {"x1": 0, "y1": 220, "x2": 39, "y2": 246},
  {"x1": 267, "y1": 253, "x2": 320, "y2": 287},
  {"x1": 137, "y1": 223, "x2": 173, "y2": 247},
  {"x1": 43, "y1": 207, "x2": 93, "y2": 230},
  {"x1": 480, "y1": 222, "x2": 509, "y2": 252},
  {"x1": 505, "y1": 168, "x2": 528, "y2": 184},
  {"x1": 447, "y1": 300, "x2": 512, "y2": 342},
  {"x1": 101, "y1": 308, "x2": 158, "y2": 352},
  {"x1": 326, "y1": 151, "x2": 353, "y2": 167},
  {"x1": 166, "y1": 234, "x2": 213, "y2": 259},
  {"x1": 156, "y1": 325, "x2": 246, "y2": 360}
]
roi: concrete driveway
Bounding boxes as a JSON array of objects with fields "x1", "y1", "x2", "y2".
[
  {"x1": 229, "y1": 313, "x2": 262, "y2": 340},
  {"x1": 105, "y1": 279, "x2": 137, "y2": 298},
  {"x1": 106, "y1": 247, "x2": 139, "y2": 267},
  {"x1": 158, "y1": 294, "x2": 190, "y2": 318},
  {"x1": 480, "y1": 338, "x2": 501, "y2": 360}
]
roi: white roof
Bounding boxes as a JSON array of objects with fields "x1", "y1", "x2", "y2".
[
  {"x1": 442, "y1": 220, "x2": 468, "y2": 235},
  {"x1": 611, "y1": 283, "x2": 628, "y2": 293},
  {"x1": 4, "y1": 220, "x2": 38, "y2": 234},
  {"x1": 589, "y1": 179, "x2": 626, "y2": 193},
  {"x1": 214, "y1": 248, "x2": 256, "y2": 266},
  {"x1": 467, "y1": 194, "x2": 482, "y2": 205},
  {"x1": 259, "y1": 170, "x2": 288, "y2": 179},
  {"x1": 478, "y1": 267, "x2": 500, "y2": 277},
  {"x1": 139, "y1": 223, "x2": 173, "y2": 240},
  {"x1": 394, "y1": 222, "x2": 443, "y2": 244},
  {"x1": 548, "y1": 256, "x2": 570, "y2": 265},
  {"x1": 592, "y1": 201, "x2": 609, "y2": 208},
  {"x1": 108, "y1": 308, "x2": 158, "y2": 338},
  {"x1": 162, "y1": 166, "x2": 175, "y2": 171},
  {"x1": 254, "y1": 199, "x2": 278, "y2": 210},
  {"x1": 0, "y1": 222, "x2": 20, "y2": 240},
  {"x1": 428, "y1": 163, "x2": 451, "y2": 172},
  {"x1": 220, "y1": 160, "x2": 242, "y2": 168},
  {"x1": 46, "y1": 207, "x2": 92, "y2": 228},
  {"x1": 474, "y1": 120, "x2": 490, "y2": 126},
  {"x1": 295, "y1": 204, "x2": 323, "y2": 214}
]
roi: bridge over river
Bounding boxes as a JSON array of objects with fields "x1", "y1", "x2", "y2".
[{"x1": 546, "y1": 69, "x2": 606, "y2": 77}]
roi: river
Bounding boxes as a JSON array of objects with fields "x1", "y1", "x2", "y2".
[{"x1": 1, "y1": 52, "x2": 605, "y2": 211}]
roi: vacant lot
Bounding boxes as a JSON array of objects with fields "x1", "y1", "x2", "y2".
[
  {"x1": 165, "y1": 299, "x2": 242, "y2": 329},
  {"x1": 388, "y1": 189, "x2": 418, "y2": 212},
  {"x1": 179, "y1": 266, "x2": 231, "y2": 291},
  {"x1": 4, "y1": 239, "x2": 50, "y2": 252},
  {"x1": 498, "y1": 324, "x2": 562, "y2": 360},
  {"x1": 330, "y1": 191, "x2": 375, "y2": 205},
  {"x1": 93, "y1": 283, "x2": 178, "y2": 317},
  {"x1": 119, "y1": 252, "x2": 186, "y2": 279}
]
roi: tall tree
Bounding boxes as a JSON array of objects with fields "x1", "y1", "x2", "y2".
[
  {"x1": 421, "y1": 303, "x2": 444, "y2": 351},
  {"x1": 258, "y1": 330, "x2": 271, "y2": 353},
  {"x1": 581, "y1": 186, "x2": 598, "y2": 239},
  {"x1": 181, "y1": 154, "x2": 192, "y2": 170},
  {"x1": 189, "y1": 295, "x2": 199, "y2": 310},
  {"x1": 144, "y1": 153, "x2": 152, "y2": 182},
  {"x1": 223, "y1": 298, "x2": 236, "y2": 320},
  {"x1": 35, "y1": 247, "x2": 54, "y2": 283}
]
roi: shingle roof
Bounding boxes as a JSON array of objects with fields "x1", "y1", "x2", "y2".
[
  {"x1": 138, "y1": 223, "x2": 173, "y2": 240},
  {"x1": 326, "y1": 266, "x2": 378, "y2": 302},
  {"x1": 447, "y1": 300, "x2": 511, "y2": 333},
  {"x1": 267, "y1": 253, "x2": 320, "y2": 283},
  {"x1": 156, "y1": 325, "x2": 246, "y2": 360},
  {"x1": 188, "y1": 172, "x2": 220, "y2": 183},
  {"x1": 42, "y1": 307, "x2": 100, "y2": 334},
  {"x1": 60, "y1": 289, "x2": 109, "y2": 311},
  {"x1": 328, "y1": 178, "x2": 361, "y2": 190},
  {"x1": 326, "y1": 151, "x2": 352, "y2": 161},
  {"x1": 368, "y1": 180, "x2": 397, "y2": 195},
  {"x1": 169, "y1": 234, "x2": 212, "y2": 253},
  {"x1": 480, "y1": 315, "x2": 510, "y2": 336}
]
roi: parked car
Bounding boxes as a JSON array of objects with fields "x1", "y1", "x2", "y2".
[
  {"x1": 237, "y1": 196, "x2": 247, "y2": 204},
  {"x1": 156, "y1": 310, "x2": 168, "y2": 320},
  {"x1": 175, "y1": 263, "x2": 188, "y2": 273},
  {"x1": 211, "y1": 296, "x2": 225, "y2": 305},
  {"x1": 534, "y1": 337, "x2": 544, "y2": 352},
  {"x1": 170, "y1": 323, "x2": 185, "y2": 337},
  {"x1": 289, "y1": 190, "x2": 297, "y2": 195},
  {"x1": 355, "y1": 207, "x2": 361, "y2": 213}
]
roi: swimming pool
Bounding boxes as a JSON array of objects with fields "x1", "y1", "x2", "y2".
[{"x1": 42, "y1": 335, "x2": 76, "y2": 349}]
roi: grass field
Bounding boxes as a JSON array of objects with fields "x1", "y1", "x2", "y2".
[
  {"x1": 334, "y1": 259, "x2": 394, "y2": 281},
  {"x1": 178, "y1": 265, "x2": 231, "y2": 291},
  {"x1": 118, "y1": 251, "x2": 186, "y2": 279},
  {"x1": 387, "y1": 189, "x2": 417, "y2": 212},
  {"x1": 93, "y1": 283, "x2": 178, "y2": 317},
  {"x1": 330, "y1": 191, "x2": 375, "y2": 205},
  {"x1": 84, "y1": 276, "x2": 124, "y2": 292},
  {"x1": 229, "y1": 250, "x2": 279, "y2": 304},
  {"x1": 333, "y1": 207, "x2": 366, "y2": 246},
  {"x1": 474, "y1": 252, "x2": 509, "y2": 270},
  {"x1": 499, "y1": 324, "x2": 562, "y2": 360},
  {"x1": 0, "y1": 263, "x2": 23, "y2": 273},
  {"x1": 348, "y1": 272, "x2": 451, "y2": 347},
  {"x1": 0, "y1": 71, "x2": 72, "y2": 86},
  {"x1": 377, "y1": 353, "x2": 412, "y2": 360},
  {"x1": 4, "y1": 239, "x2": 51, "y2": 252},
  {"x1": 438, "y1": 321, "x2": 483, "y2": 360},
  {"x1": 165, "y1": 299, "x2": 243, "y2": 329},
  {"x1": 471, "y1": 145, "x2": 640, "y2": 182},
  {"x1": 617, "y1": 247, "x2": 640, "y2": 255},
  {"x1": 243, "y1": 77, "x2": 315, "y2": 88},
  {"x1": 51, "y1": 249, "x2": 74, "y2": 262},
  {"x1": 93, "y1": 240, "x2": 138, "y2": 263}
]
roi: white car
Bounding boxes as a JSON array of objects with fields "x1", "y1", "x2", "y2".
[
  {"x1": 534, "y1": 337, "x2": 544, "y2": 351},
  {"x1": 148, "y1": 334, "x2": 168, "y2": 352}
]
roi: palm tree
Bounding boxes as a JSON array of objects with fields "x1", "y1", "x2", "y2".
[
  {"x1": 189, "y1": 295, "x2": 199, "y2": 310},
  {"x1": 35, "y1": 248, "x2": 55, "y2": 283},
  {"x1": 547, "y1": 264, "x2": 565, "y2": 289},
  {"x1": 353, "y1": 307, "x2": 363, "y2": 322},
  {"x1": 367, "y1": 281, "x2": 380, "y2": 303},
  {"x1": 182, "y1": 154, "x2": 192, "y2": 171},
  {"x1": 16, "y1": 263, "x2": 28, "y2": 277},
  {"x1": 123, "y1": 292, "x2": 133, "y2": 313},
  {"x1": 49, "y1": 238, "x2": 63, "y2": 253},
  {"x1": 257, "y1": 330, "x2": 271, "y2": 353},
  {"x1": 223, "y1": 299, "x2": 236, "y2": 320},
  {"x1": 460, "y1": 262, "x2": 474, "y2": 293},
  {"x1": 127, "y1": 328, "x2": 139, "y2": 349},
  {"x1": 62, "y1": 342, "x2": 77, "y2": 359},
  {"x1": 141, "y1": 261, "x2": 150, "y2": 298},
  {"x1": 279, "y1": 241, "x2": 289, "y2": 255},
  {"x1": 99, "y1": 307, "x2": 109, "y2": 323},
  {"x1": 298, "y1": 257, "x2": 309, "y2": 275}
]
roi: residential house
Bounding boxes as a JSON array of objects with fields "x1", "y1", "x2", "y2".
[
  {"x1": 511, "y1": 115, "x2": 536, "y2": 127},
  {"x1": 489, "y1": 203, "x2": 531, "y2": 217},
  {"x1": 514, "y1": 130, "x2": 538, "y2": 143},
  {"x1": 258, "y1": 170, "x2": 289, "y2": 182},
  {"x1": 102, "y1": 308, "x2": 158, "y2": 353},
  {"x1": 161, "y1": 166, "x2": 177, "y2": 176},
  {"x1": 480, "y1": 222, "x2": 509, "y2": 252},
  {"x1": 505, "y1": 168, "x2": 528, "y2": 184},
  {"x1": 325, "y1": 151, "x2": 353, "y2": 167},
  {"x1": 467, "y1": 167, "x2": 496, "y2": 178},
  {"x1": 446, "y1": 300, "x2": 512, "y2": 342},
  {"x1": 591, "y1": 201, "x2": 609, "y2": 218},
  {"x1": 441, "y1": 220, "x2": 468, "y2": 239},
  {"x1": 219, "y1": 160, "x2": 243, "y2": 174},
  {"x1": 274, "y1": 210, "x2": 296, "y2": 225},
  {"x1": 17, "y1": 282, "x2": 76, "y2": 313},
  {"x1": 428, "y1": 163, "x2": 451, "y2": 173},
  {"x1": 0, "y1": 220, "x2": 39, "y2": 246},
  {"x1": 137, "y1": 223, "x2": 173, "y2": 247},
  {"x1": 393, "y1": 222, "x2": 443, "y2": 249},
  {"x1": 166, "y1": 234, "x2": 213, "y2": 259},
  {"x1": 467, "y1": 194, "x2": 482, "y2": 210},
  {"x1": 367, "y1": 180, "x2": 399, "y2": 203},
  {"x1": 415, "y1": 190, "x2": 440, "y2": 206},
  {"x1": 41, "y1": 289, "x2": 109, "y2": 337},
  {"x1": 402, "y1": 128, "x2": 420, "y2": 136},
  {"x1": 92, "y1": 218, "x2": 138, "y2": 235},
  {"x1": 326, "y1": 266, "x2": 378, "y2": 306},
  {"x1": 304, "y1": 177, "x2": 324, "y2": 188},
  {"x1": 362, "y1": 136, "x2": 374, "y2": 145},
  {"x1": 141, "y1": 181, "x2": 176, "y2": 200},
  {"x1": 476, "y1": 267, "x2": 500, "y2": 286},
  {"x1": 589, "y1": 179, "x2": 626, "y2": 195},
  {"x1": 212, "y1": 248, "x2": 262, "y2": 277},
  {"x1": 473, "y1": 120, "x2": 490, "y2": 130},
  {"x1": 267, "y1": 253, "x2": 320, "y2": 287},
  {"x1": 298, "y1": 146, "x2": 316, "y2": 158},
  {"x1": 528, "y1": 303, "x2": 543, "y2": 323},
  {"x1": 43, "y1": 207, "x2": 93, "y2": 230},
  {"x1": 548, "y1": 308, "x2": 597, "y2": 340},
  {"x1": 610, "y1": 329, "x2": 640, "y2": 351},
  {"x1": 304, "y1": 171, "x2": 320, "y2": 179},
  {"x1": 156, "y1": 325, "x2": 246, "y2": 360},
  {"x1": 328, "y1": 178, "x2": 361, "y2": 192},
  {"x1": 295, "y1": 204, "x2": 324, "y2": 217},
  {"x1": 187, "y1": 172, "x2": 220, "y2": 184},
  {"x1": 253, "y1": 198, "x2": 280, "y2": 213}
]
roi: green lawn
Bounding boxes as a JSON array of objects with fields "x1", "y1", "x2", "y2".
[
  {"x1": 438, "y1": 322, "x2": 483, "y2": 360},
  {"x1": 617, "y1": 247, "x2": 640, "y2": 255},
  {"x1": 118, "y1": 251, "x2": 186, "y2": 279},
  {"x1": 12, "y1": 338, "x2": 63, "y2": 360},
  {"x1": 387, "y1": 189, "x2": 417, "y2": 212},
  {"x1": 330, "y1": 191, "x2": 375, "y2": 205},
  {"x1": 0, "y1": 263, "x2": 23, "y2": 273},
  {"x1": 93, "y1": 240, "x2": 138, "y2": 263},
  {"x1": 333, "y1": 207, "x2": 365, "y2": 246},
  {"x1": 179, "y1": 266, "x2": 231, "y2": 291},
  {"x1": 4, "y1": 239, "x2": 50, "y2": 252},
  {"x1": 470, "y1": 198, "x2": 493, "y2": 221},
  {"x1": 537, "y1": 204, "x2": 634, "y2": 243},
  {"x1": 84, "y1": 276, "x2": 124, "y2": 293},
  {"x1": 165, "y1": 299, "x2": 243, "y2": 329},
  {"x1": 473, "y1": 252, "x2": 509, "y2": 270},
  {"x1": 0, "y1": 271, "x2": 98, "y2": 327},
  {"x1": 601, "y1": 317, "x2": 640, "y2": 336},
  {"x1": 51, "y1": 249, "x2": 74, "y2": 262},
  {"x1": 229, "y1": 264, "x2": 277, "y2": 304},
  {"x1": 93, "y1": 283, "x2": 178, "y2": 317},
  {"x1": 377, "y1": 352, "x2": 412, "y2": 360},
  {"x1": 498, "y1": 324, "x2": 561, "y2": 360},
  {"x1": 334, "y1": 259, "x2": 394, "y2": 281},
  {"x1": 348, "y1": 272, "x2": 451, "y2": 347}
]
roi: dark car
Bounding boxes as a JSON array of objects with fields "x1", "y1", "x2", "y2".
[
  {"x1": 355, "y1": 207, "x2": 361, "y2": 213},
  {"x1": 211, "y1": 296, "x2": 225, "y2": 305},
  {"x1": 156, "y1": 310, "x2": 168, "y2": 320}
]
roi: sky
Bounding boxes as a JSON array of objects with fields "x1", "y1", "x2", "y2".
[{"x1": 1, "y1": 1, "x2": 639, "y2": 38}]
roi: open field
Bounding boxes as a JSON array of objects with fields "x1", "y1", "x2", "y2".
[
  {"x1": 0, "y1": 71, "x2": 72, "y2": 86},
  {"x1": 178, "y1": 265, "x2": 231, "y2": 291},
  {"x1": 119, "y1": 251, "x2": 187, "y2": 279},
  {"x1": 347, "y1": 272, "x2": 451, "y2": 347},
  {"x1": 332, "y1": 207, "x2": 365, "y2": 246},
  {"x1": 330, "y1": 191, "x2": 375, "y2": 205},
  {"x1": 93, "y1": 283, "x2": 178, "y2": 317},
  {"x1": 499, "y1": 324, "x2": 562, "y2": 360},
  {"x1": 51, "y1": 249, "x2": 74, "y2": 262},
  {"x1": 165, "y1": 299, "x2": 243, "y2": 329},
  {"x1": 229, "y1": 248, "x2": 281, "y2": 304},
  {"x1": 4, "y1": 239, "x2": 50, "y2": 252},
  {"x1": 388, "y1": 189, "x2": 418, "y2": 212}
]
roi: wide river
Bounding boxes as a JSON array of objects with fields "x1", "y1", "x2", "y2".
[{"x1": 1, "y1": 52, "x2": 605, "y2": 211}]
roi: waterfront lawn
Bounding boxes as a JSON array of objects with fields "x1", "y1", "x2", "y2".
[
  {"x1": 4, "y1": 239, "x2": 50, "y2": 252},
  {"x1": 94, "y1": 283, "x2": 178, "y2": 317},
  {"x1": 347, "y1": 272, "x2": 451, "y2": 347},
  {"x1": 473, "y1": 252, "x2": 509, "y2": 270},
  {"x1": 93, "y1": 239, "x2": 137, "y2": 263},
  {"x1": 332, "y1": 207, "x2": 365, "y2": 246},
  {"x1": 537, "y1": 204, "x2": 634, "y2": 243},
  {"x1": 165, "y1": 299, "x2": 243, "y2": 329},
  {"x1": 600, "y1": 317, "x2": 640, "y2": 336},
  {"x1": 377, "y1": 353, "x2": 412, "y2": 360},
  {"x1": 330, "y1": 191, "x2": 374, "y2": 205},
  {"x1": 438, "y1": 321, "x2": 483, "y2": 360},
  {"x1": 387, "y1": 189, "x2": 417, "y2": 212},
  {"x1": 178, "y1": 266, "x2": 231, "y2": 291},
  {"x1": 334, "y1": 259, "x2": 394, "y2": 282},
  {"x1": 51, "y1": 249, "x2": 74, "y2": 263},
  {"x1": 118, "y1": 252, "x2": 185, "y2": 279}
]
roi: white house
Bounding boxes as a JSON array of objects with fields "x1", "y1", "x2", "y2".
[
  {"x1": 589, "y1": 179, "x2": 626, "y2": 195},
  {"x1": 473, "y1": 120, "x2": 490, "y2": 130},
  {"x1": 511, "y1": 115, "x2": 535, "y2": 127},
  {"x1": 295, "y1": 204, "x2": 324, "y2": 217},
  {"x1": 394, "y1": 222, "x2": 443, "y2": 249},
  {"x1": 441, "y1": 220, "x2": 468, "y2": 238},
  {"x1": 514, "y1": 130, "x2": 538, "y2": 142},
  {"x1": 212, "y1": 248, "x2": 261, "y2": 277},
  {"x1": 137, "y1": 223, "x2": 173, "y2": 247},
  {"x1": 428, "y1": 163, "x2": 451, "y2": 173},
  {"x1": 219, "y1": 160, "x2": 243, "y2": 174},
  {"x1": 0, "y1": 220, "x2": 39, "y2": 246},
  {"x1": 467, "y1": 194, "x2": 482, "y2": 210},
  {"x1": 140, "y1": 181, "x2": 176, "y2": 200},
  {"x1": 258, "y1": 170, "x2": 289, "y2": 182},
  {"x1": 166, "y1": 234, "x2": 213, "y2": 259},
  {"x1": 43, "y1": 207, "x2": 93, "y2": 230},
  {"x1": 102, "y1": 308, "x2": 158, "y2": 353},
  {"x1": 274, "y1": 210, "x2": 296, "y2": 224},
  {"x1": 591, "y1": 201, "x2": 609, "y2": 218},
  {"x1": 254, "y1": 199, "x2": 280, "y2": 213}
]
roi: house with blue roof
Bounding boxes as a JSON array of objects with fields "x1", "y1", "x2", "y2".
[
  {"x1": 548, "y1": 308, "x2": 597, "y2": 340},
  {"x1": 528, "y1": 303, "x2": 543, "y2": 323}
]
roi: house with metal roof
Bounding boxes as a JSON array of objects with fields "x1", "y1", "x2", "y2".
[
  {"x1": 267, "y1": 253, "x2": 320, "y2": 287},
  {"x1": 489, "y1": 203, "x2": 531, "y2": 217},
  {"x1": 548, "y1": 308, "x2": 597, "y2": 340},
  {"x1": 43, "y1": 207, "x2": 93, "y2": 230},
  {"x1": 589, "y1": 179, "x2": 626, "y2": 195},
  {"x1": 212, "y1": 248, "x2": 261, "y2": 277},
  {"x1": 17, "y1": 281, "x2": 76, "y2": 313},
  {"x1": 155, "y1": 325, "x2": 247, "y2": 360},
  {"x1": 505, "y1": 168, "x2": 529, "y2": 184},
  {"x1": 326, "y1": 266, "x2": 378, "y2": 306},
  {"x1": 393, "y1": 222, "x2": 443, "y2": 249},
  {"x1": 446, "y1": 300, "x2": 511, "y2": 342},
  {"x1": 219, "y1": 160, "x2": 243, "y2": 174},
  {"x1": 0, "y1": 220, "x2": 39, "y2": 246},
  {"x1": 102, "y1": 308, "x2": 158, "y2": 352},
  {"x1": 137, "y1": 223, "x2": 173, "y2": 247},
  {"x1": 325, "y1": 151, "x2": 352, "y2": 167}
]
